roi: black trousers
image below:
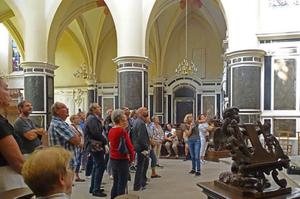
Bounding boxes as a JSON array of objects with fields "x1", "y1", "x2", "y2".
[
  {"x1": 133, "y1": 152, "x2": 149, "y2": 190},
  {"x1": 110, "y1": 159, "x2": 129, "y2": 199}
]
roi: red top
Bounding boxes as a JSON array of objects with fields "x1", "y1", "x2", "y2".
[{"x1": 108, "y1": 127, "x2": 135, "y2": 161}]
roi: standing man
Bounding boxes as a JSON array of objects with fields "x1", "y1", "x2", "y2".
[
  {"x1": 85, "y1": 103, "x2": 107, "y2": 197},
  {"x1": 133, "y1": 107, "x2": 150, "y2": 191},
  {"x1": 14, "y1": 100, "x2": 47, "y2": 155},
  {"x1": 48, "y1": 102, "x2": 81, "y2": 171}
]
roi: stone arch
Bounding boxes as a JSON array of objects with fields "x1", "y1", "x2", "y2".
[
  {"x1": 47, "y1": 0, "x2": 116, "y2": 65},
  {"x1": 145, "y1": 0, "x2": 228, "y2": 77}
]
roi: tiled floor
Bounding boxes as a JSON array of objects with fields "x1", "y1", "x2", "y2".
[
  {"x1": 71, "y1": 157, "x2": 300, "y2": 199},
  {"x1": 71, "y1": 159, "x2": 230, "y2": 199}
]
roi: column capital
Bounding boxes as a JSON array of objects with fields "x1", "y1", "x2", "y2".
[
  {"x1": 86, "y1": 79, "x2": 97, "y2": 87},
  {"x1": 225, "y1": 49, "x2": 266, "y2": 67},
  {"x1": 113, "y1": 56, "x2": 152, "y2": 73},
  {"x1": 113, "y1": 56, "x2": 152, "y2": 65},
  {"x1": 21, "y1": 61, "x2": 59, "y2": 76}
]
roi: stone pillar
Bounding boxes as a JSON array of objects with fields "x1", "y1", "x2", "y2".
[
  {"x1": 153, "y1": 81, "x2": 164, "y2": 123},
  {"x1": 86, "y1": 80, "x2": 97, "y2": 106},
  {"x1": 225, "y1": 49, "x2": 265, "y2": 123},
  {"x1": 113, "y1": 56, "x2": 151, "y2": 110},
  {"x1": 21, "y1": 62, "x2": 58, "y2": 128}
]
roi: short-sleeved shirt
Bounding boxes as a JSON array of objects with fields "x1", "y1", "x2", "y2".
[
  {"x1": 14, "y1": 117, "x2": 41, "y2": 154},
  {"x1": 0, "y1": 115, "x2": 14, "y2": 166},
  {"x1": 48, "y1": 116, "x2": 78, "y2": 168},
  {"x1": 181, "y1": 123, "x2": 200, "y2": 140},
  {"x1": 198, "y1": 122, "x2": 209, "y2": 139}
]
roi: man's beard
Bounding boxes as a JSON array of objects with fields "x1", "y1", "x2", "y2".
[{"x1": 22, "y1": 111, "x2": 31, "y2": 117}]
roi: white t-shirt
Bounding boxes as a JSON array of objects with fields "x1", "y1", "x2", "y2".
[{"x1": 198, "y1": 122, "x2": 208, "y2": 139}]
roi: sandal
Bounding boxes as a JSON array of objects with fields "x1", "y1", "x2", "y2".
[{"x1": 151, "y1": 175, "x2": 161, "y2": 178}]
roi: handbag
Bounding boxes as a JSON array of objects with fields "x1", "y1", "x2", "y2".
[
  {"x1": 118, "y1": 131, "x2": 129, "y2": 154},
  {"x1": 89, "y1": 139, "x2": 103, "y2": 152}
]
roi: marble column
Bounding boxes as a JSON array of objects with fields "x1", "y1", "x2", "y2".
[
  {"x1": 21, "y1": 62, "x2": 58, "y2": 128},
  {"x1": 225, "y1": 49, "x2": 265, "y2": 123},
  {"x1": 113, "y1": 56, "x2": 151, "y2": 110},
  {"x1": 153, "y1": 81, "x2": 164, "y2": 123},
  {"x1": 87, "y1": 80, "x2": 97, "y2": 106}
]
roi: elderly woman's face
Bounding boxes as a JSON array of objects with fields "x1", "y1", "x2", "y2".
[{"x1": 0, "y1": 79, "x2": 10, "y2": 107}]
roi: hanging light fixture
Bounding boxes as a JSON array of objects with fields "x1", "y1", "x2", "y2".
[
  {"x1": 73, "y1": 63, "x2": 95, "y2": 80},
  {"x1": 175, "y1": 0, "x2": 198, "y2": 76}
]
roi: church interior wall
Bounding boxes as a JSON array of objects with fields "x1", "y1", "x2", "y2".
[
  {"x1": 258, "y1": 0, "x2": 300, "y2": 34},
  {"x1": 163, "y1": 17, "x2": 223, "y2": 80},
  {"x1": 95, "y1": 24, "x2": 117, "y2": 83},
  {"x1": 0, "y1": 24, "x2": 11, "y2": 75},
  {"x1": 55, "y1": 31, "x2": 86, "y2": 87}
]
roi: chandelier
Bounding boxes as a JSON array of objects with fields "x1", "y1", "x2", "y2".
[
  {"x1": 175, "y1": 0, "x2": 198, "y2": 76},
  {"x1": 73, "y1": 63, "x2": 95, "y2": 80}
]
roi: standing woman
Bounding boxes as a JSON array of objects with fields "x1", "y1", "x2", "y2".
[
  {"x1": 108, "y1": 109, "x2": 135, "y2": 199},
  {"x1": 184, "y1": 113, "x2": 201, "y2": 176},
  {"x1": 181, "y1": 114, "x2": 193, "y2": 161},
  {"x1": 151, "y1": 115, "x2": 164, "y2": 166},
  {"x1": 198, "y1": 114, "x2": 209, "y2": 163},
  {"x1": 0, "y1": 77, "x2": 25, "y2": 192}
]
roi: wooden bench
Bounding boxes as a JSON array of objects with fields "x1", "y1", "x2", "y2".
[{"x1": 160, "y1": 128, "x2": 186, "y2": 158}]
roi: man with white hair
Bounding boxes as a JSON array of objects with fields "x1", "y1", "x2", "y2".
[{"x1": 48, "y1": 102, "x2": 81, "y2": 171}]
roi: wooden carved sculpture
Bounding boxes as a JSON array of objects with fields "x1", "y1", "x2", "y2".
[{"x1": 219, "y1": 107, "x2": 290, "y2": 193}]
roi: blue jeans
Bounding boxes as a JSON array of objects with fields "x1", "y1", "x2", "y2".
[
  {"x1": 110, "y1": 159, "x2": 129, "y2": 199},
  {"x1": 75, "y1": 150, "x2": 83, "y2": 173},
  {"x1": 85, "y1": 154, "x2": 93, "y2": 177},
  {"x1": 149, "y1": 149, "x2": 157, "y2": 168},
  {"x1": 90, "y1": 151, "x2": 106, "y2": 193},
  {"x1": 133, "y1": 152, "x2": 149, "y2": 190},
  {"x1": 188, "y1": 138, "x2": 201, "y2": 172}
]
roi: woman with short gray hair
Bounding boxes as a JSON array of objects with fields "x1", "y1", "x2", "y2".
[{"x1": 108, "y1": 109, "x2": 135, "y2": 199}]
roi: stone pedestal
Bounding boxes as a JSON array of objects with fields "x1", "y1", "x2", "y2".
[
  {"x1": 225, "y1": 49, "x2": 265, "y2": 123},
  {"x1": 21, "y1": 62, "x2": 58, "y2": 127},
  {"x1": 113, "y1": 56, "x2": 151, "y2": 110}
]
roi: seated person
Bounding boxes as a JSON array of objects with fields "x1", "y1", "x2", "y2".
[
  {"x1": 164, "y1": 124, "x2": 179, "y2": 158},
  {"x1": 21, "y1": 146, "x2": 74, "y2": 199}
]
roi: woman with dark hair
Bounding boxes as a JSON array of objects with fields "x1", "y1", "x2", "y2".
[
  {"x1": 0, "y1": 77, "x2": 25, "y2": 192},
  {"x1": 108, "y1": 109, "x2": 135, "y2": 199}
]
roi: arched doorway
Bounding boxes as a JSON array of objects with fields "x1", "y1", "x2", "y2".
[{"x1": 173, "y1": 85, "x2": 195, "y2": 124}]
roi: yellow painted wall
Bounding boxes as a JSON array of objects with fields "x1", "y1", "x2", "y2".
[
  {"x1": 54, "y1": 31, "x2": 86, "y2": 87},
  {"x1": 96, "y1": 27, "x2": 117, "y2": 83},
  {"x1": 163, "y1": 17, "x2": 223, "y2": 80},
  {"x1": 148, "y1": 40, "x2": 157, "y2": 82}
]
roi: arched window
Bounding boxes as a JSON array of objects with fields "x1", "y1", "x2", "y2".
[{"x1": 12, "y1": 39, "x2": 22, "y2": 71}]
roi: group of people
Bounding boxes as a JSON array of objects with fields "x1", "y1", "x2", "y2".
[
  {"x1": 0, "y1": 77, "x2": 166, "y2": 199},
  {"x1": 0, "y1": 75, "x2": 212, "y2": 199}
]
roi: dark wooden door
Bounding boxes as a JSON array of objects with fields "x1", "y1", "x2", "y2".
[{"x1": 175, "y1": 101, "x2": 193, "y2": 124}]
